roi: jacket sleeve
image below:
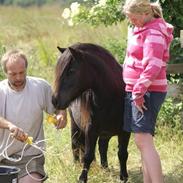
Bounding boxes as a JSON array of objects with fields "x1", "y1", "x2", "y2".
[{"x1": 132, "y1": 31, "x2": 166, "y2": 106}]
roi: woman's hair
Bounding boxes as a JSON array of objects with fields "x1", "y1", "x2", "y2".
[
  {"x1": 1, "y1": 49, "x2": 28, "y2": 73},
  {"x1": 122, "y1": 0, "x2": 163, "y2": 18}
]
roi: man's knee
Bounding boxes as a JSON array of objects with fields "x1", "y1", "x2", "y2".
[{"x1": 19, "y1": 173, "x2": 43, "y2": 183}]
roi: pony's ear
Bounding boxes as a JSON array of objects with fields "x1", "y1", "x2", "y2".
[
  {"x1": 57, "y1": 46, "x2": 66, "y2": 53},
  {"x1": 68, "y1": 47, "x2": 82, "y2": 60}
]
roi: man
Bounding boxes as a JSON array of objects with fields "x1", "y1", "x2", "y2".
[{"x1": 0, "y1": 49, "x2": 67, "y2": 183}]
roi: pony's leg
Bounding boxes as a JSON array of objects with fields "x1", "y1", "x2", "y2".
[
  {"x1": 71, "y1": 123, "x2": 80, "y2": 162},
  {"x1": 70, "y1": 109, "x2": 84, "y2": 163},
  {"x1": 79, "y1": 123, "x2": 98, "y2": 183},
  {"x1": 118, "y1": 131, "x2": 131, "y2": 182},
  {"x1": 80, "y1": 145, "x2": 85, "y2": 163},
  {"x1": 98, "y1": 136, "x2": 110, "y2": 168}
]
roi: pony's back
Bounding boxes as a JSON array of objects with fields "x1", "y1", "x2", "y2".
[
  {"x1": 71, "y1": 43, "x2": 120, "y2": 70},
  {"x1": 71, "y1": 43, "x2": 124, "y2": 90}
]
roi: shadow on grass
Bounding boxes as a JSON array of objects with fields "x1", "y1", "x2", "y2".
[
  {"x1": 90, "y1": 163, "x2": 143, "y2": 183},
  {"x1": 47, "y1": 156, "x2": 183, "y2": 183},
  {"x1": 90, "y1": 161, "x2": 183, "y2": 183}
]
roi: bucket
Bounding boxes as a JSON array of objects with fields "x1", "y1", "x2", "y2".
[{"x1": 0, "y1": 166, "x2": 20, "y2": 183}]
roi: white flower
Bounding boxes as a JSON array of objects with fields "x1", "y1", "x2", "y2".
[
  {"x1": 98, "y1": 0, "x2": 107, "y2": 6},
  {"x1": 68, "y1": 19, "x2": 74, "y2": 27},
  {"x1": 70, "y1": 2, "x2": 80, "y2": 16},
  {"x1": 62, "y1": 8, "x2": 71, "y2": 19},
  {"x1": 90, "y1": 6, "x2": 95, "y2": 14}
]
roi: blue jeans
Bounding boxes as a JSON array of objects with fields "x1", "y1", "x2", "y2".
[{"x1": 123, "y1": 92, "x2": 166, "y2": 136}]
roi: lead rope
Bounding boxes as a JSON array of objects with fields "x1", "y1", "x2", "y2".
[
  {"x1": 0, "y1": 134, "x2": 47, "y2": 182},
  {"x1": 0, "y1": 114, "x2": 75, "y2": 182},
  {"x1": 25, "y1": 139, "x2": 47, "y2": 181},
  {"x1": 0, "y1": 134, "x2": 28, "y2": 162},
  {"x1": 0, "y1": 114, "x2": 64, "y2": 182}
]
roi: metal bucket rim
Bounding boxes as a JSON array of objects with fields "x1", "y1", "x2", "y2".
[{"x1": 0, "y1": 165, "x2": 20, "y2": 175}]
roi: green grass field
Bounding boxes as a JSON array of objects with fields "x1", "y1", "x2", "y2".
[
  {"x1": 44, "y1": 122, "x2": 183, "y2": 183},
  {"x1": 0, "y1": 5, "x2": 183, "y2": 183}
]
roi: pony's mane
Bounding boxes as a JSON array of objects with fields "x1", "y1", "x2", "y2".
[{"x1": 54, "y1": 49, "x2": 72, "y2": 93}]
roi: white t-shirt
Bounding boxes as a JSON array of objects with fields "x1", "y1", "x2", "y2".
[{"x1": 0, "y1": 76, "x2": 55, "y2": 161}]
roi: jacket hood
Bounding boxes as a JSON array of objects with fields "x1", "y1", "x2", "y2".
[{"x1": 134, "y1": 18, "x2": 174, "y2": 44}]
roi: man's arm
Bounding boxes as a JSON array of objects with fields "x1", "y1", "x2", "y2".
[
  {"x1": 0, "y1": 116, "x2": 28, "y2": 142},
  {"x1": 0, "y1": 116, "x2": 13, "y2": 129}
]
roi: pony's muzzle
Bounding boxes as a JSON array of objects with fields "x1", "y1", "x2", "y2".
[{"x1": 52, "y1": 95, "x2": 58, "y2": 109}]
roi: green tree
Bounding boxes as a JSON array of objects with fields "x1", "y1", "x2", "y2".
[
  {"x1": 160, "y1": 0, "x2": 183, "y2": 38},
  {"x1": 62, "y1": 0, "x2": 183, "y2": 64},
  {"x1": 63, "y1": 0, "x2": 183, "y2": 37},
  {"x1": 62, "y1": 0, "x2": 124, "y2": 26}
]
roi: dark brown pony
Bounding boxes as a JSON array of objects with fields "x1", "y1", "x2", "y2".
[{"x1": 52, "y1": 43, "x2": 131, "y2": 183}]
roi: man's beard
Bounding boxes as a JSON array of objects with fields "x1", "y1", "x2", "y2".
[{"x1": 9, "y1": 80, "x2": 26, "y2": 90}]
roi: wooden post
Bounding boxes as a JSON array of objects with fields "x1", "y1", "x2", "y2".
[
  {"x1": 167, "y1": 64, "x2": 183, "y2": 74},
  {"x1": 181, "y1": 30, "x2": 183, "y2": 48}
]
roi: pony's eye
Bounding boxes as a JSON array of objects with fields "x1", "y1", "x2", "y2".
[{"x1": 67, "y1": 68, "x2": 75, "y2": 75}]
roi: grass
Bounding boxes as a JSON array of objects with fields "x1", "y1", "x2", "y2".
[
  {"x1": 0, "y1": 5, "x2": 183, "y2": 183},
  {"x1": 0, "y1": 5, "x2": 127, "y2": 81},
  {"x1": 43, "y1": 119, "x2": 183, "y2": 183}
]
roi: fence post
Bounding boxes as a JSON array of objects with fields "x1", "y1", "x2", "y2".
[{"x1": 181, "y1": 30, "x2": 183, "y2": 48}]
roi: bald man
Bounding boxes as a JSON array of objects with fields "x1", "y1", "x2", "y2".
[{"x1": 0, "y1": 50, "x2": 66, "y2": 183}]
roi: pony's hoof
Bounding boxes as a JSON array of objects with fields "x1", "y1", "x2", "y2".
[
  {"x1": 78, "y1": 178, "x2": 87, "y2": 183},
  {"x1": 78, "y1": 180, "x2": 87, "y2": 183},
  {"x1": 120, "y1": 175, "x2": 128, "y2": 183},
  {"x1": 78, "y1": 170, "x2": 88, "y2": 183},
  {"x1": 101, "y1": 161, "x2": 108, "y2": 169}
]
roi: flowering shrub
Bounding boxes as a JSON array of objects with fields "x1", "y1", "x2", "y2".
[{"x1": 62, "y1": 0, "x2": 125, "y2": 26}]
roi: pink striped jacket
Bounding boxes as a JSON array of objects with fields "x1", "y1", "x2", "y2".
[{"x1": 123, "y1": 18, "x2": 173, "y2": 106}]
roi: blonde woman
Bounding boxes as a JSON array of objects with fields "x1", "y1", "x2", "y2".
[{"x1": 122, "y1": 0, "x2": 173, "y2": 183}]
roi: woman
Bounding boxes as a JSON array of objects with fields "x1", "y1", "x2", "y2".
[{"x1": 122, "y1": 0, "x2": 173, "y2": 183}]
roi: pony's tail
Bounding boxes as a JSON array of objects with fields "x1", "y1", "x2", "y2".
[{"x1": 80, "y1": 90, "x2": 93, "y2": 129}]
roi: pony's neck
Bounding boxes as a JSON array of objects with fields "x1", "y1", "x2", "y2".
[{"x1": 84, "y1": 52, "x2": 122, "y2": 101}]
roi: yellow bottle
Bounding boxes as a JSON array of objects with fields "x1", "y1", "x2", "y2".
[
  {"x1": 47, "y1": 114, "x2": 58, "y2": 125},
  {"x1": 25, "y1": 136, "x2": 33, "y2": 145}
]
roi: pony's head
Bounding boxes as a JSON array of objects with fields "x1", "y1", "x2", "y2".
[
  {"x1": 52, "y1": 43, "x2": 124, "y2": 110},
  {"x1": 52, "y1": 46, "x2": 93, "y2": 110}
]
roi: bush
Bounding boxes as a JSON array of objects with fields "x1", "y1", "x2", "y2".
[
  {"x1": 157, "y1": 95, "x2": 183, "y2": 136},
  {"x1": 169, "y1": 38, "x2": 183, "y2": 64},
  {"x1": 102, "y1": 38, "x2": 126, "y2": 64}
]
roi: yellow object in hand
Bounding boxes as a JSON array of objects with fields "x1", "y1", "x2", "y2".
[
  {"x1": 25, "y1": 136, "x2": 33, "y2": 145},
  {"x1": 47, "y1": 114, "x2": 58, "y2": 125}
]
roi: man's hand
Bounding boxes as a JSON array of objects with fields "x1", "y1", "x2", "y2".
[
  {"x1": 55, "y1": 110, "x2": 67, "y2": 129},
  {"x1": 8, "y1": 124, "x2": 28, "y2": 142}
]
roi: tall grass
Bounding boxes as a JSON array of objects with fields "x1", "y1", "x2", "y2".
[
  {"x1": 0, "y1": 5, "x2": 127, "y2": 81},
  {"x1": 44, "y1": 119, "x2": 183, "y2": 183},
  {"x1": 0, "y1": 5, "x2": 182, "y2": 183}
]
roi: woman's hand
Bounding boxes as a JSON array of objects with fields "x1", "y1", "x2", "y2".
[
  {"x1": 133, "y1": 95, "x2": 147, "y2": 114},
  {"x1": 136, "y1": 103, "x2": 147, "y2": 114}
]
